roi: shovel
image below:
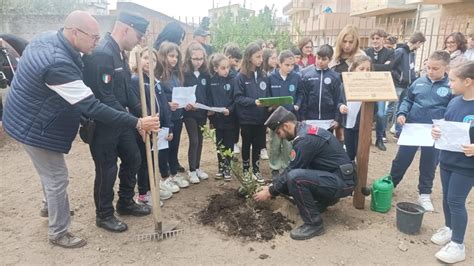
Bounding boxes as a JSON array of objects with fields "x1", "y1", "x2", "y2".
[{"x1": 134, "y1": 42, "x2": 183, "y2": 241}]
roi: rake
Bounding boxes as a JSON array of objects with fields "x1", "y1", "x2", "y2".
[{"x1": 134, "y1": 41, "x2": 184, "y2": 241}]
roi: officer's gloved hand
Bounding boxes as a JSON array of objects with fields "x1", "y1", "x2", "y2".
[{"x1": 140, "y1": 116, "x2": 160, "y2": 132}]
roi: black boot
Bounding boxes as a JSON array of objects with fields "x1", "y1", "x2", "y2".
[
  {"x1": 290, "y1": 220, "x2": 325, "y2": 240},
  {"x1": 96, "y1": 215, "x2": 128, "y2": 232},
  {"x1": 375, "y1": 139, "x2": 387, "y2": 151},
  {"x1": 116, "y1": 199, "x2": 151, "y2": 216}
]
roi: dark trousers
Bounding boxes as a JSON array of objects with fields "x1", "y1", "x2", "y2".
[
  {"x1": 168, "y1": 119, "x2": 183, "y2": 176},
  {"x1": 344, "y1": 128, "x2": 359, "y2": 161},
  {"x1": 233, "y1": 121, "x2": 240, "y2": 143},
  {"x1": 90, "y1": 127, "x2": 140, "y2": 218},
  {"x1": 240, "y1": 124, "x2": 266, "y2": 173},
  {"x1": 183, "y1": 117, "x2": 205, "y2": 171},
  {"x1": 441, "y1": 168, "x2": 474, "y2": 244},
  {"x1": 390, "y1": 145, "x2": 440, "y2": 194},
  {"x1": 215, "y1": 128, "x2": 235, "y2": 172},
  {"x1": 287, "y1": 169, "x2": 348, "y2": 225},
  {"x1": 136, "y1": 132, "x2": 160, "y2": 195}
]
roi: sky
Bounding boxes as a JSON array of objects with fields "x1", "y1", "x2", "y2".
[{"x1": 108, "y1": 0, "x2": 290, "y2": 19}]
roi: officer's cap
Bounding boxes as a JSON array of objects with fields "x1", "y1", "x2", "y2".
[
  {"x1": 118, "y1": 12, "x2": 149, "y2": 36},
  {"x1": 193, "y1": 27, "x2": 210, "y2": 37},
  {"x1": 264, "y1": 106, "x2": 296, "y2": 131}
]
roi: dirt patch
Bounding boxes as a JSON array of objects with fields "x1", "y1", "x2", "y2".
[{"x1": 198, "y1": 190, "x2": 293, "y2": 241}]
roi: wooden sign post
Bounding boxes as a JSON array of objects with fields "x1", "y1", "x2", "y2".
[{"x1": 342, "y1": 72, "x2": 397, "y2": 209}]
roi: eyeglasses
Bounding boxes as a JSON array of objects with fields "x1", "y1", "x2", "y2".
[
  {"x1": 66, "y1": 27, "x2": 100, "y2": 42},
  {"x1": 191, "y1": 58, "x2": 204, "y2": 61}
]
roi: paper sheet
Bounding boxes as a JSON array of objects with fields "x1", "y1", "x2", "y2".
[
  {"x1": 346, "y1": 101, "x2": 361, "y2": 129},
  {"x1": 193, "y1": 103, "x2": 227, "y2": 113},
  {"x1": 172, "y1": 85, "x2": 196, "y2": 108},
  {"x1": 397, "y1": 123, "x2": 434, "y2": 147},
  {"x1": 433, "y1": 119, "x2": 471, "y2": 153},
  {"x1": 305, "y1": 120, "x2": 334, "y2": 130},
  {"x1": 156, "y1": 127, "x2": 169, "y2": 151}
]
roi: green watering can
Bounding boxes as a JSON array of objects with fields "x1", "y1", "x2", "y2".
[{"x1": 362, "y1": 175, "x2": 394, "y2": 213}]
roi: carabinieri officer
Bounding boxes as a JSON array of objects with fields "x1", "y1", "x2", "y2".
[
  {"x1": 83, "y1": 12, "x2": 151, "y2": 232},
  {"x1": 254, "y1": 106, "x2": 357, "y2": 240}
]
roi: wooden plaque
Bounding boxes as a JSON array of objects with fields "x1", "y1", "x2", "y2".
[{"x1": 342, "y1": 72, "x2": 397, "y2": 102}]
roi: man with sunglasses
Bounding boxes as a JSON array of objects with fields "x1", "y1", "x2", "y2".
[
  {"x1": 3, "y1": 11, "x2": 160, "y2": 248},
  {"x1": 82, "y1": 12, "x2": 152, "y2": 233}
]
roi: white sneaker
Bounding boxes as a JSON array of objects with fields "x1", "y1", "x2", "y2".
[
  {"x1": 233, "y1": 144, "x2": 240, "y2": 154},
  {"x1": 253, "y1": 172, "x2": 265, "y2": 184},
  {"x1": 188, "y1": 171, "x2": 200, "y2": 184},
  {"x1": 196, "y1": 169, "x2": 208, "y2": 180},
  {"x1": 260, "y1": 149, "x2": 269, "y2": 160},
  {"x1": 161, "y1": 178, "x2": 180, "y2": 193},
  {"x1": 435, "y1": 241, "x2": 465, "y2": 264},
  {"x1": 390, "y1": 124, "x2": 396, "y2": 134},
  {"x1": 418, "y1": 194, "x2": 434, "y2": 212},
  {"x1": 171, "y1": 174, "x2": 190, "y2": 188},
  {"x1": 431, "y1": 226, "x2": 452, "y2": 246}
]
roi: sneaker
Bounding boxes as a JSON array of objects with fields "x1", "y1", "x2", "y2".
[
  {"x1": 161, "y1": 178, "x2": 180, "y2": 193},
  {"x1": 196, "y1": 169, "x2": 209, "y2": 180},
  {"x1": 223, "y1": 170, "x2": 232, "y2": 182},
  {"x1": 171, "y1": 174, "x2": 190, "y2": 188},
  {"x1": 389, "y1": 124, "x2": 396, "y2": 134},
  {"x1": 138, "y1": 191, "x2": 171, "y2": 205},
  {"x1": 49, "y1": 232, "x2": 87, "y2": 249},
  {"x1": 215, "y1": 170, "x2": 224, "y2": 180},
  {"x1": 435, "y1": 241, "x2": 465, "y2": 264},
  {"x1": 233, "y1": 144, "x2": 240, "y2": 154},
  {"x1": 188, "y1": 171, "x2": 200, "y2": 184},
  {"x1": 418, "y1": 194, "x2": 434, "y2": 212},
  {"x1": 431, "y1": 226, "x2": 452, "y2": 246},
  {"x1": 253, "y1": 172, "x2": 265, "y2": 184},
  {"x1": 260, "y1": 148, "x2": 269, "y2": 160}
]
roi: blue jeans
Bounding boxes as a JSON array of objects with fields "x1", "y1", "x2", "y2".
[
  {"x1": 375, "y1": 101, "x2": 386, "y2": 140},
  {"x1": 440, "y1": 168, "x2": 474, "y2": 244},
  {"x1": 385, "y1": 87, "x2": 406, "y2": 134},
  {"x1": 390, "y1": 145, "x2": 440, "y2": 194}
]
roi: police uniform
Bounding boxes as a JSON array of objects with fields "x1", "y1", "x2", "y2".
[
  {"x1": 82, "y1": 12, "x2": 150, "y2": 231},
  {"x1": 265, "y1": 106, "x2": 356, "y2": 239}
]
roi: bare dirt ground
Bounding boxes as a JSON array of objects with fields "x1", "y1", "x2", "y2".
[{"x1": 1, "y1": 125, "x2": 473, "y2": 265}]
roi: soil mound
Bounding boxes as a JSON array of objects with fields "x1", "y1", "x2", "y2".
[{"x1": 198, "y1": 190, "x2": 293, "y2": 241}]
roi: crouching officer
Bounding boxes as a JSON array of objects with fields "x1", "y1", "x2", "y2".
[
  {"x1": 254, "y1": 106, "x2": 356, "y2": 240},
  {"x1": 83, "y1": 12, "x2": 150, "y2": 232}
]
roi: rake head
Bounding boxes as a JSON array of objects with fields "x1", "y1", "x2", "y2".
[{"x1": 136, "y1": 228, "x2": 185, "y2": 241}]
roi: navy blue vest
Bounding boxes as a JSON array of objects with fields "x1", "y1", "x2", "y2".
[{"x1": 3, "y1": 31, "x2": 83, "y2": 153}]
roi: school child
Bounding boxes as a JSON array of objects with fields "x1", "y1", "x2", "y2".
[
  {"x1": 263, "y1": 48, "x2": 278, "y2": 74},
  {"x1": 156, "y1": 41, "x2": 189, "y2": 192},
  {"x1": 208, "y1": 53, "x2": 237, "y2": 181},
  {"x1": 290, "y1": 47, "x2": 302, "y2": 74},
  {"x1": 233, "y1": 42, "x2": 270, "y2": 183},
  {"x1": 182, "y1": 41, "x2": 211, "y2": 184},
  {"x1": 389, "y1": 50, "x2": 454, "y2": 212},
  {"x1": 223, "y1": 43, "x2": 243, "y2": 154},
  {"x1": 431, "y1": 61, "x2": 474, "y2": 264},
  {"x1": 129, "y1": 47, "x2": 179, "y2": 206},
  {"x1": 300, "y1": 44, "x2": 341, "y2": 129},
  {"x1": 338, "y1": 55, "x2": 372, "y2": 161},
  {"x1": 260, "y1": 48, "x2": 278, "y2": 160},
  {"x1": 268, "y1": 50, "x2": 303, "y2": 177}
]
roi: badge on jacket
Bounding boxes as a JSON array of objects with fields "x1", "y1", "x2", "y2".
[
  {"x1": 290, "y1": 149, "x2": 296, "y2": 161},
  {"x1": 307, "y1": 125, "x2": 319, "y2": 135},
  {"x1": 102, "y1": 74, "x2": 112, "y2": 84},
  {"x1": 259, "y1": 81, "x2": 267, "y2": 90}
]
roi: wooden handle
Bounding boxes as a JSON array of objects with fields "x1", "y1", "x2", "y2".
[{"x1": 136, "y1": 49, "x2": 162, "y2": 232}]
